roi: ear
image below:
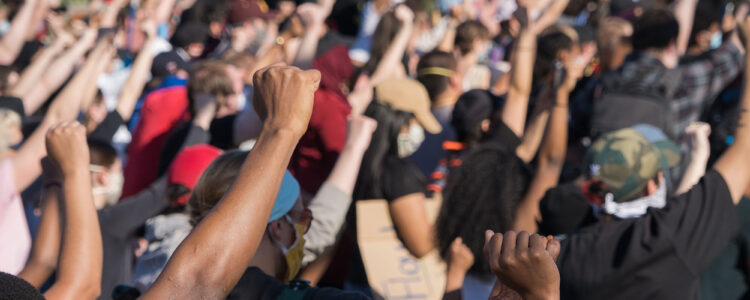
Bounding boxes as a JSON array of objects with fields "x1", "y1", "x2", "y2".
[
  {"x1": 268, "y1": 220, "x2": 283, "y2": 240},
  {"x1": 95, "y1": 170, "x2": 109, "y2": 187},
  {"x1": 645, "y1": 171, "x2": 664, "y2": 196},
  {"x1": 450, "y1": 74, "x2": 461, "y2": 88},
  {"x1": 480, "y1": 119, "x2": 491, "y2": 133}
]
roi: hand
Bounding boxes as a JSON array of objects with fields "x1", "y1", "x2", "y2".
[
  {"x1": 685, "y1": 122, "x2": 711, "y2": 162},
  {"x1": 394, "y1": 5, "x2": 415, "y2": 25},
  {"x1": 484, "y1": 230, "x2": 561, "y2": 300},
  {"x1": 345, "y1": 115, "x2": 377, "y2": 152},
  {"x1": 141, "y1": 19, "x2": 157, "y2": 39},
  {"x1": 46, "y1": 12, "x2": 66, "y2": 35},
  {"x1": 52, "y1": 31, "x2": 75, "y2": 50},
  {"x1": 45, "y1": 122, "x2": 90, "y2": 176},
  {"x1": 79, "y1": 27, "x2": 99, "y2": 50},
  {"x1": 297, "y1": 3, "x2": 328, "y2": 28},
  {"x1": 347, "y1": 74, "x2": 373, "y2": 116},
  {"x1": 560, "y1": 55, "x2": 585, "y2": 93},
  {"x1": 447, "y1": 237, "x2": 475, "y2": 275},
  {"x1": 252, "y1": 64, "x2": 321, "y2": 137},
  {"x1": 737, "y1": 16, "x2": 750, "y2": 45}
]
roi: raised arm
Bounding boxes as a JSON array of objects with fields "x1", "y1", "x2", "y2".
[
  {"x1": 675, "y1": 122, "x2": 711, "y2": 195},
  {"x1": 303, "y1": 115, "x2": 376, "y2": 263},
  {"x1": 713, "y1": 17, "x2": 750, "y2": 204},
  {"x1": 18, "y1": 28, "x2": 98, "y2": 114},
  {"x1": 11, "y1": 37, "x2": 107, "y2": 193},
  {"x1": 502, "y1": 18, "x2": 536, "y2": 137},
  {"x1": 117, "y1": 21, "x2": 158, "y2": 121},
  {"x1": 673, "y1": 0, "x2": 699, "y2": 55},
  {"x1": 513, "y1": 64, "x2": 577, "y2": 233},
  {"x1": 9, "y1": 34, "x2": 71, "y2": 104},
  {"x1": 143, "y1": 66, "x2": 320, "y2": 299},
  {"x1": 292, "y1": 0, "x2": 335, "y2": 69},
  {"x1": 17, "y1": 160, "x2": 63, "y2": 288},
  {"x1": 43, "y1": 122, "x2": 102, "y2": 300},
  {"x1": 0, "y1": 0, "x2": 38, "y2": 65},
  {"x1": 369, "y1": 5, "x2": 414, "y2": 86}
]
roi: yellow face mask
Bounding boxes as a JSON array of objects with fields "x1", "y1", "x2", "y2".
[{"x1": 275, "y1": 215, "x2": 306, "y2": 283}]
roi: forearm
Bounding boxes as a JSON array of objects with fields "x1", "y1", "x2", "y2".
[
  {"x1": 45, "y1": 171, "x2": 101, "y2": 299},
  {"x1": 540, "y1": 91, "x2": 569, "y2": 166},
  {"x1": 443, "y1": 270, "x2": 466, "y2": 300},
  {"x1": 0, "y1": 0, "x2": 37, "y2": 65},
  {"x1": 81, "y1": 45, "x2": 115, "y2": 111},
  {"x1": 9, "y1": 44, "x2": 65, "y2": 108},
  {"x1": 18, "y1": 185, "x2": 62, "y2": 288},
  {"x1": 303, "y1": 184, "x2": 350, "y2": 265},
  {"x1": 370, "y1": 23, "x2": 414, "y2": 86},
  {"x1": 324, "y1": 141, "x2": 368, "y2": 195},
  {"x1": 673, "y1": 0, "x2": 698, "y2": 55},
  {"x1": 152, "y1": 0, "x2": 178, "y2": 24},
  {"x1": 516, "y1": 111, "x2": 550, "y2": 163},
  {"x1": 145, "y1": 129, "x2": 299, "y2": 299},
  {"x1": 118, "y1": 38, "x2": 157, "y2": 121},
  {"x1": 48, "y1": 42, "x2": 106, "y2": 122},
  {"x1": 502, "y1": 29, "x2": 536, "y2": 137},
  {"x1": 293, "y1": 25, "x2": 325, "y2": 69},
  {"x1": 676, "y1": 153, "x2": 709, "y2": 195}
]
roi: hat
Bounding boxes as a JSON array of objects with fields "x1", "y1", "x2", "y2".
[
  {"x1": 452, "y1": 89, "x2": 494, "y2": 141},
  {"x1": 268, "y1": 171, "x2": 301, "y2": 222},
  {"x1": 0, "y1": 96, "x2": 25, "y2": 120},
  {"x1": 586, "y1": 124, "x2": 681, "y2": 201},
  {"x1": 168, "y1": 144, "x2": 223, "y2": 206},
  {"x1": 375, "y1": 78, "x2": 442, "y2": 134},
  {"x1": 228, "y1": 0, "x2": 278, "y2": 25},
  {"x1": 151, "y1": 50, "x2": 191, "y2": 78}
]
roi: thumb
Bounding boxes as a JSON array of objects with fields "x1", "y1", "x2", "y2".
[
  {"x1": 546, "y1": 238, "x2": 561, "y2": 262},
  {"x1": 303, "y1": 69, "x2": 322, "y2": 91}
]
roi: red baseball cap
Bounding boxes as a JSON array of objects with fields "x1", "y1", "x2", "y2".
[{"x1": 168, "y1": 144, "x2": 223, "y2": 206}]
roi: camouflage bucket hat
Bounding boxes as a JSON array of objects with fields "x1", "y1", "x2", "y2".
[{"x1": 586, "y1": 124, "x2": 681, "y2": 201}]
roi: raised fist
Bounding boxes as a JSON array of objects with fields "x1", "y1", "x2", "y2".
[
  {"x1": 251, "y1": 64, "x2": 321, "y2": 138},
  {"x1": 345, "y1": 115, "x2": 377, "y2": 152},
  {"x1": 45, "y1": 122, "x2": 90, "y2": 176}
]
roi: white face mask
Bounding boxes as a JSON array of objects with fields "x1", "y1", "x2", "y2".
[
  {"x1": 710, "y1": 31, "x2": 723, "y2": 50},
  {"x1": 397, "y1": 123, "x2": 425, "y2": 158},
  {"x1": 594, "y1": 182, "x2": 667, "y2": 219},
  {"x1": 90, "y1": 165, "x2": 124, "y2": 207}
]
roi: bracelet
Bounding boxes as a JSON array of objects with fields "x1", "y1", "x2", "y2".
[{"x1": 44, "y1": 179, "x2": 62, "y2": 189}]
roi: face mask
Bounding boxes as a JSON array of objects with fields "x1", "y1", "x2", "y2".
[
  {"x1": 593, "y1": 181, "x2": 667, "y2": 219},
  {"x1": 91, "y1": 165, "x2": 124, "y2": 207},
  {"x1": 272, "y1": 215, "x2": 306, "y2": 283},
  {"x1": 397, "y1": 123, "x2": 425, "y2": 158},
  {"x1": 710, "y1": 31, "x2": 722, "y2": 50}
]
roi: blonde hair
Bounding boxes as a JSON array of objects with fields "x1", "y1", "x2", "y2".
[
  {"x1": 0, "y1": 109, "x2": 21, "y2": 155},
  {"x1": 187, "y1": 150, "x2": 249, "y2": 226}
]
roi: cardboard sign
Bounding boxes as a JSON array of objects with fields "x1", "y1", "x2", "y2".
[{"x1": 357, "y1": 197, "x2": 446, "y2": 300}]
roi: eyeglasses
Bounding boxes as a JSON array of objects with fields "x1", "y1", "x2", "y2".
[{"x1": 287, "y1": 208, "x2": 313, "y2": 234}]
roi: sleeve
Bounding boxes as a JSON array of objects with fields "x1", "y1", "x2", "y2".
[
  {"x1": 679, "y1": 43, "x2": 743, "y2": 106},
  {"x1": 302, "y1": 183, "x2": 351, "y2": 266},
  {"x1": 98, "y1": 176, "x2": 170, "y2": 238},
  {"x1": 654, "y1": 170, "x2": 739, "y2": 273},
  {"x1": 382, "y1": 158, "x2": 426, "y2": 202},
  {"x1": 89, "y1": 111, "x2": 125, "y2": 143},
  {"x1": 157, "y1": 123, "x2": 212, "y2": 177},
  {"x1": 209, "y1": 115, "x2": 237, "y2": 150}
]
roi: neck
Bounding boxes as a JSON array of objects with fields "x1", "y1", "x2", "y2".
[
  {"x1": 249, "y1": 235, "x2": 284, "y2": 281},
  {"x1": 433, "y1": 90, "x2": 459, "y2": 108}
]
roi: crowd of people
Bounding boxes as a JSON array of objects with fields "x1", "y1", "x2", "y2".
[{"x1": 1, "y1": 0, "x2": 750, "y2": 298}]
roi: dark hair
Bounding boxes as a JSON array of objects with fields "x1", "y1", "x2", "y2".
[
  {"x1": 0, "y1": 272, "x2": 44, "y2": 300},
  {"x1": 171, "y1": 22, "x2": 210, "y2": 49},
  {"x1": 0, "y1": 65, "x2": 16, "y2": 95},
  {"x1": 167, "y1": 183, "x2": 191, "y2": 204},
  {"x1": 533, "y1": 32, "x2": 574, "y2": 82},
  {"x1": 437, "y1": 148, "x2": 529, "y2": 276},
  {"x1": 353, "y1": 102, "x2": 415, "y2": 200},
  {"x1": 416, "y1": 51, "x2": 457, "y2": 102},
  {"x1": 364, "y1": 12, "x2": 402, "y2": 75},
  {"x1": 88, "y1": 139, "x2": 118, "y2": 167},
  {"x1": 688, "y1": 1, "x2": 720, "y2": 48},
  {"x1": 454, "y1": 21, "x2": 490, "y2": 55},
  {"x1": 631, "y1": 7, "x2": 680, "y2": 51}
]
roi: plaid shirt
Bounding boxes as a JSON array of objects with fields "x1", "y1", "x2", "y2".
[{"x1": 602, "y1": 43, "x2": 743, "y2": 138}]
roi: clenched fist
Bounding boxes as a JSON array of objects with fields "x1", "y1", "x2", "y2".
[
  {"x1": 252, "y1": 64, "x2": 321, "y2": 138},
  {"x1": 45, "y1": 121, "x2": 90, "y2": 176}
]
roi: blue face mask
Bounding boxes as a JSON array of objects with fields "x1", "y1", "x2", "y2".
[{"x1": 710, "y1": 31, "x2": 723, "y2": 49}]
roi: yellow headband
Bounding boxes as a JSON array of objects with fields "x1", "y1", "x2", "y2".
[{"x1": 417, "y1": 67, "x2": 454, "y2": 77}]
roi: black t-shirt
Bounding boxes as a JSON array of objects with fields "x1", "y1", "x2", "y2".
[
  {"x1": 89, "y1": 111, "x2": 125, "y2": 143},
  {"x1": 228, "y1": 267, "x2": 369, "y2": 300},
  {"x1": 558, "y1": 170, "x2": 739, "y2": 300},
  {"x1": 380, "y1": 155, "x2": 426, "y2": 202}
]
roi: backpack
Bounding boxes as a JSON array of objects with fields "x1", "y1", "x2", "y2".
[{"x1": 589, "y1": 66, "x2": 678, "y2": 140}]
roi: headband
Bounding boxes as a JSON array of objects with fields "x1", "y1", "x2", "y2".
[{"x1": 417, "y1": 67, "x2": 454, "y2": 77}]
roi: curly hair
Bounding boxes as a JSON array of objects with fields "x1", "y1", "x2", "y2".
[{"x1": 436, "y1": 147, "x2": 529, "y2": 276}]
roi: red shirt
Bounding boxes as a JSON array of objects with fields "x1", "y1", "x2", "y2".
[{"x1": 122, "y1": 85, "x2": 189, "y2": 198}]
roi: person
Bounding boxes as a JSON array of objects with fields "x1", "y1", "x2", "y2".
[
  {"x1": 592, "y1": 7, "x2": 744, "y2": 139},
  {"x1": 5, "y1": 121, "x2": 104, "y2": 299},
  {"x1": 596, "y1": 17, "x2": 633, "y2": 73},
  {"x1": 131, "y1": 144, "x2": 223, "y2": 292},
  {"x1": 454, "y1": 20, "x2": 491, "y2": 90},
  {"x1": 141, "y1": 64, "x2": 321, "y2": 298},
  {"x1": 410, "y1": 50, "x2": 462, "y2": 178},
  {"x1": 151, "y1": 22, "x2": 210, "y2": 78},
  {"x1": 555, "y1": 17, "x2": 750, "y2": 297}
]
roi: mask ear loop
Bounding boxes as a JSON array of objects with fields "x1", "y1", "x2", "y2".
[{"x1": 270, "y1": 215, "x2": 301, "y2": 254}]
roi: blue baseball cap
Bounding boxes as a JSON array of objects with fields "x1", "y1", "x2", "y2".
[{"x1": 268, "y1": 171, "x2": 301, "y2": 222}]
